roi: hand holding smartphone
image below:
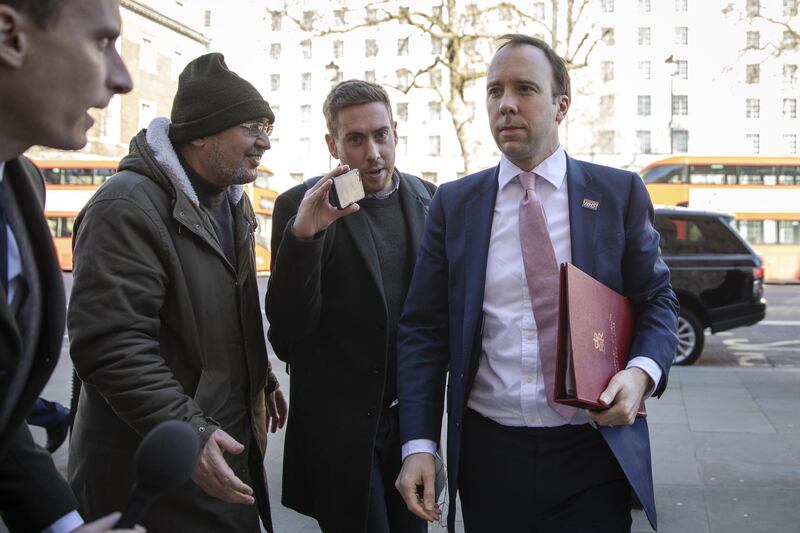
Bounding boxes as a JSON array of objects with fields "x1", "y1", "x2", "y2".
[{"x1": 329, "y1": 168, "x2": 365, "y2": 209}]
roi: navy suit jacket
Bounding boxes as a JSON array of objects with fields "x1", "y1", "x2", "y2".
[{"x1": 397, "y1": 156, "x2": 679, "y2": 531}]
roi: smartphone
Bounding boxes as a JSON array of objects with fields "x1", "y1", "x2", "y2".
[{"x1": 329, "y1": 168, "x2": 365, "y2": 209}]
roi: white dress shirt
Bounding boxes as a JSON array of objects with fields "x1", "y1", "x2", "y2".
[
  {"x1": 402, "y1": 147, "x2": 662, "y2": 458},
  {"x1": 1, "y1": 162, "x2": 23, "y2": 305}
]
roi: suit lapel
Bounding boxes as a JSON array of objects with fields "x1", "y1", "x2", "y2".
[
  {"x1": 461, "y1": 168, "x2": 499, "y2": 362},
  {"x1": 567, "y1": 156, "x2": 602, "y2": 276},
  {"x1": 340, "y1": 204, "x2": 385, "y2": 307},
  {"x1": 398, "y1": 174, "x2": 428, "y2": 255}
]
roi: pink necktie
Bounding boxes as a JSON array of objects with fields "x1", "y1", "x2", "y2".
[{"x1": 518, "y1": 172, "x2": 576, "y2": 422}]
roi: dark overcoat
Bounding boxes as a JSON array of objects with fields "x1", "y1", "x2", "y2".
[
  {"x1": 68, "y1": 119, "x2": 278, "y2": 532},
  {"x1": 265, "y1": 173, "x2": 435, "y2": 532},
  {"x1": 0, "y1": 158, "x2": 78, "y2": 531}
]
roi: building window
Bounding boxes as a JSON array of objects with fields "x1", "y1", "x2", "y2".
[
  {"x1": 597, "y1": 130, "x2": 615, "y2": 153},
  {"x1": 533, "y1": 2, "x2": 545, "y2": 19},
  {"x1": 675, "y1": 26, "x2": 688, "y2": 45},
  {"x1": 746, "y1": 98, "x2": 761, "y2": 118},
  {"x1": 602, "y1": 27, "x2": 615, "y2": 45},
  {"x1": 431, "y1": 36, "x2": 443, "y2": 55},
  {"x1": 300, "y1": 105, "x2": 311, "y2": 123},
  {"x1": 601, "y1": 61, "x2": 614, "y2": 82},
  {"x1": 637, "y1": 95, "x2": 651, "y2": 116},
  {"x1": 366, "y1": 7, "x2": 378, "y2": 22},
  {"x1": 333, "y1": 40, "x2": 344, "y2": 59},
  {"x1": 396, "y1": 102, "x2": 408, "y2": 121},
  {"x1": 784, "y1": 98, "x2": 798, "y2": 118},
  {"x1": 432, "y1": 5, "x2": 443, "y2": 18},
  {"x1": 430, "y1": 68, "x2": 442, "y2": 87},
  {"x1": 301, "y1": 73, "x2": 311, "y2": 91},
  {"x1": 746, "y1": 31, "x2": 760, "y2": 49},
  {"x1": 270, "y1": 43, "x2": 281, "y2": 60},
  {"x1": 290, "y1": 173, "x2": 304, "y2": 182},
  {"x1": 637, "y1": 60, "x2": 651, "y2": 80},
  {"x1": 785, "y1": 0, "x2": 798, "y2": 16},
  {"x1": 365, "y1": 39, "x2": 379, "y2": 57},
  {"x1": 637, "y1": 130, "x2": 652, "y2": 154},
  {"x1": 301, "y1": 40, "x2": 312, "y2": 60},
  {"x1": 466, "y1": 101, "x2": 475, "y2": 119},
  {"x1": 428, "y1": 101, "x2": 441, "y2": 120},
  {"x1": 429, "y1": 135, "x2": 441, "y2": 156},
  {"x1": 747, "y1": 0, "x2": 760, "y2": 17},
  {"x1": 639, "y1": 0, "x2": 651, "y2": 12},
  {"x1": 203, "y1": 9, "x2": 211, "y2": 26},
  {"x1": 139, "y1": 35, "x2": 157, "y2": 73},
  {"x1": 365, "y1": 70, "x2": 375, "y2": 83},
  {"x1": 784, "y1": 133, "x2": 798, "y2": 154},
  {"x1": 398, "y1": 37, "x2": 409, "y2": 56},
  {"x1": 334, "y1": 9, "x2": 346, "y2": 26},
  {"x1": 397, "y1": 136, "x2": 408, "y2": 156},
  {"x1": 676, "y1": 59, "x2": 688, "y2": 79},
  {"x1": 302, "y1": 11, "x2": 314, "y2": 29},
  {"x1": 271, "y1": 12, "x2": 281, "y2": 31},
  {"x1": 784, "y1": 64, "x2": 798, "y2": 84},
  {"x1": 171, "y1": 50, "x2": 182, "y2": 81},
  {"x1": 672, "y1": 95, "x2": 688, "y2": 116},
  {"x1": 397, "y1": 70, "x2": 409, "y2": 91},
  {"x1": 422, "y1": 171, "x2": 438, "y2": 182},
  {"x1": 300, "y1": 137, "x2": 310, "y2": 154},
  {"x1": 746, "y1": 64, "x2": 760, "y2": 83},
  {"x1": 100, "y1": 95, "x2": 121, "y2": 143},
  {"x1": 675, "y1": 0, "x2": 688, "y2": 11},
  {"x1": 601, "y1": 0, "x2": 614, "y2": 13},
  {"x1": 138, "y1": 99, "x2": 156, "y2": 130},
  {"x1": 672, "y1": 129, "x2": 689, "y2": 152},
  {"x1": 270, "y1": 74, "x2": 280, "y2": 92},
  {"x1": 783, "y1": 30, "x2": 798, "y2": 48},
  {"x1": 638, "y1": 27, "x2": 651, "y2": 46},
  {"x1": 271, "y1": 105, "x2": 280, "y2": 122},
  {"x1": 599, "y1": 94, "x2": 615, "y2": 116},
  {"x1": 746, "y1": 133, "x2": 760, "y2": 154}
]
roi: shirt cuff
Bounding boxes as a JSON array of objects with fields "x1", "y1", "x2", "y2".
[
  {"x1": 40, "y1": 511, "x2": 83, "y2": 533},
  {"x1": 627, "y1": 356, "x2": 663, "y2": 397},
  {"x1": 401, "y1": 439, "x2": 437, "y2": 461}
]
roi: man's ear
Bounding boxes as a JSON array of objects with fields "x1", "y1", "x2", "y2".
[
  {"x1": 325, "y1": 133, "x2": 338, "y2": 159},
  {"x1": 0, "y1": 6, "x2": 28, "y2": 69},
  {"x1": 189, "y1": 137, "x2": 207, "y2": 148},
  {"x1": 555, "y1": 94, "x2": 570, "y2": 125}
]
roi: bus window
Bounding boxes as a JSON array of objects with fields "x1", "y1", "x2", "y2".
[
  {"x1": 737, "y1": 165, "x2": 777, "y2": 185},
  {"x1": 777, "y1": 166, "x2": 799, "y2": 185},
  {"x1": 641, "y1": 164, "x2": 686, "y2": 184},
  {"x1": 688, "y1": 165, "x2": 727, "y2": 184},
  {"x1": 46, "y1": 216, "x2": 76, "y2": 238},
  {"x1": 94, "y1": 168, "x2": 116, "y2": 185}
]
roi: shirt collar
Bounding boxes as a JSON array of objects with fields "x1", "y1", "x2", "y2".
[
  {"x1": 364, "y1": 168, "x2": 400, "y2": 200},
  {"x1": 498, "y1": 145, "x2": 566, "y2": 191}
]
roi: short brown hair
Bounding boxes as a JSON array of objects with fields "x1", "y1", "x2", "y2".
[
  {"x1": 323, "y1": 79, "x2": 393, "y2": 138},
  {"x1": 0, "y1": 0, "x2": 67, "y2": 27},
  {"x1": 496, "y1": 34, "x2": 571, "y2": 102}
]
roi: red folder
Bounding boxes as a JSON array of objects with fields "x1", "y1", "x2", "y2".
[{"x1": 554, "y1": 263, "x2": 645, "y2": 416}]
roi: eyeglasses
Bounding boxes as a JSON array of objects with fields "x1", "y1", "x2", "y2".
[{"x1": 239, "y1": 122, "x2": 274, "y2": 138}]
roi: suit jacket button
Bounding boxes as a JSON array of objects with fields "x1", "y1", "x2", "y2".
[
  {"x1": 372, "y1": 368, "x2": 379, "y2": 375},
  {"x1": 367, "y1": 410, "x2": 375, "y2": 417}
]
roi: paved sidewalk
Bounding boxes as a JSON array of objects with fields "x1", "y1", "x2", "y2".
[{"x1": 22, "y1": 363, "x2": 800, "y2": 533}]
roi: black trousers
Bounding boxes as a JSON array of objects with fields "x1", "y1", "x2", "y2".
[
  {"x1": 459, "y1": 409, "x2": 632, "y2": 533},
  {"x1": 366, "y1": 407, "x2": 427, "y2": 533}
]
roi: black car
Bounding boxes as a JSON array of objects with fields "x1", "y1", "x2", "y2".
[{"x1": 654, "y1": 206, "x2": 767, "y2": 365}]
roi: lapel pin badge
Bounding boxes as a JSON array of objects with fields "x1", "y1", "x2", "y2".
[{"x1": 582, "y1": 198, "x2": 600, "y2": 211}]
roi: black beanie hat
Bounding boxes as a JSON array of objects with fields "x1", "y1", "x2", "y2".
[{"x1": 168, "y1": 53, "x2": 274, "y2": 144}]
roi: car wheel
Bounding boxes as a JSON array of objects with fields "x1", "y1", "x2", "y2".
[{"x1": 674, "y1": 308, "x2": 704, "y2": 365}]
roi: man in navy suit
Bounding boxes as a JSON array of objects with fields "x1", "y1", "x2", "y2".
[{"x1": 395, "y1": 34, "x2": 678, "y2": 532}]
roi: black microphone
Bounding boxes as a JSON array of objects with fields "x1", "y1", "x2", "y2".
[{"x1": 114, "y1": 420, "x2": 200, "y2": 529}]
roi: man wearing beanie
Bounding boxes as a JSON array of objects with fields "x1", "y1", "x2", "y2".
[{"x1": 67, "y1": 53, "x2": 286, "y2": 533}]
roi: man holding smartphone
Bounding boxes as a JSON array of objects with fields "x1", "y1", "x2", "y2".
[{"x1": 265, "y1": 80, "x2": 436, "y2": 533}]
